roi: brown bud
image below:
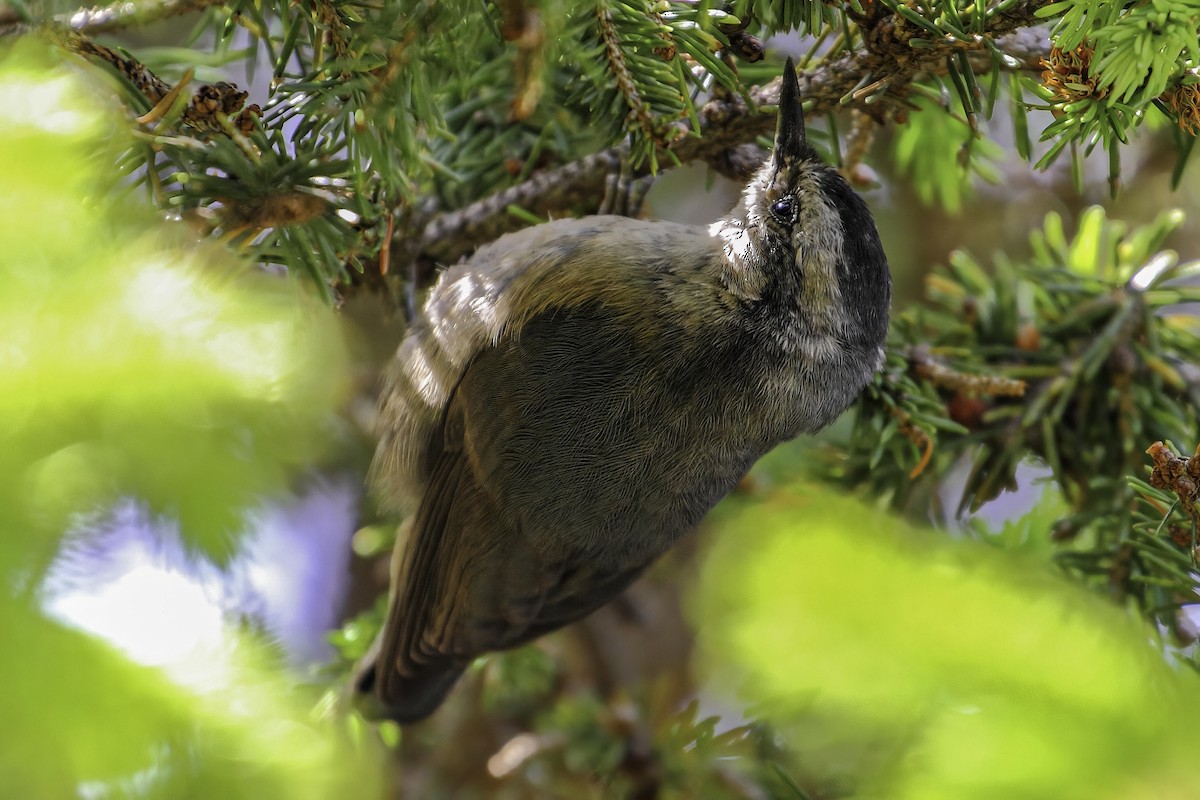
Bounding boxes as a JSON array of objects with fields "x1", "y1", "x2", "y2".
[
  {"x1": 1015, "y1": 322, "x2": 1041, "y2": 352},
  {"x1": 947, "y1": 392, "x2": 987, "y2": 430}
]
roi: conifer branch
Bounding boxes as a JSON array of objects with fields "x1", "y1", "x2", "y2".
[
  {"x1": 49, "y1": 25, "x2": 257, "y2": 136},
  {"x1": 67, "y1": 0, "x2": 225, "y2": 34},
  {"x1": 414, "y1": 3, "x2": 1052, "y2": 266}
]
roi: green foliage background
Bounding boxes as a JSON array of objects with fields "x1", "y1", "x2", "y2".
[
  {"x1": 1, "y1": 0, "x2": 1200, "y2": 797},
  {"x1": 699, "y1": 486, "x2": 1200, "y2": 799},
  {"x1": 0, "y1": 39, "x2": 375, "y2": 799}
]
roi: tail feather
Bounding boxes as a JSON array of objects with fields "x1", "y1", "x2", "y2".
[{"x1": 353, "y1": 651, "x2": 466, "y2": 724}]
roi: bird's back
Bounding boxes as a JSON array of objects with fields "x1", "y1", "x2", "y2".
[{"x1": 364, "y1": 217, "x2": 800, "y2": 721}]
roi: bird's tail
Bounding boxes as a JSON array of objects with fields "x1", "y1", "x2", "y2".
[{"x1": 352, "y1": 637, "x2": 466, "y2": 724}]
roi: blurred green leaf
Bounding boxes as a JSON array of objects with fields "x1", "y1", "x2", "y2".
[
  {"x1": 694, "y1": 483, "x2": 1200, "y2": 799},
  {"x1": 0, "y1": 39, "x2": 349, "y2": 567},
  {"x1": 0, "y1": 38, "x2": 374, "y2": 800}
]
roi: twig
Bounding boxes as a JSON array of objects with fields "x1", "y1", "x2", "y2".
[
  {"x1": 0, "y1": 0, "x2": 225, "y2": 34},
  {"x1": 66, "y1": 0, "x2": 225, "y2": 34},
  {"x1": 48, "y1": 25, "x2": 257, "y2": 137},
  {"x1": 411, "y1": 8, "x2": 1052, "y2": 266}
]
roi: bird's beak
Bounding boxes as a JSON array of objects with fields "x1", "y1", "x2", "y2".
[{"x1": 774, "y1": 57, "x2": 806, "y2": 161}]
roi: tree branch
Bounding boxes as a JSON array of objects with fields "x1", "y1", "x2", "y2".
[
  {"x1": 413, "y1": 3, "x2": 1051, "y2": 267},
  {"x1": 47, "y1": 25, "x2": 256, "y2": 136},
  {"x1": 0, "y1": 0, "x2": 226, "y2": 34},
  {"x1": 66, "y1": 0, "x2": 225, "y2": 34}
]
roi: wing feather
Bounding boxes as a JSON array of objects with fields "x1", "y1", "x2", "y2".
[{"x1": 370, "y1": 432, "x2": 469, "y2": 721}]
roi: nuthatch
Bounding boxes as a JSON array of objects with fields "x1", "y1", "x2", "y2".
[{"x1": 357, "y1": 58, "x2": 891, "y2": 722}]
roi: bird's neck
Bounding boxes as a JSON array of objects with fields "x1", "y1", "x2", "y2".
[{"x1": 707, "y1": 212, "x2": 773, "y2": 303}]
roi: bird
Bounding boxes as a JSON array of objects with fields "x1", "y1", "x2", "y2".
[{"x1": 355, "y1": 58, "x2": 892, "y2": 723}]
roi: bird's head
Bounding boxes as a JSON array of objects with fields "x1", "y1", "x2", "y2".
[{"x1": 713, "y1": 58, "x2": 891, "y2": 355}]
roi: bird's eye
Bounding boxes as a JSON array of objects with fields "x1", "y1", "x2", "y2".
[{"x1": 770, "y1": 196, "x2": 797, "y2": 224}]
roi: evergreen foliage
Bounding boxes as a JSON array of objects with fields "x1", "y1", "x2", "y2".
[{"x1": 2, "y1": 0, "x2": 1200, "y2": 797}]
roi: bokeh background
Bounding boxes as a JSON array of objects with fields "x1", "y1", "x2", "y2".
[{"x1": 4, "y1": 3, "x2": 1200, "y2": 798}]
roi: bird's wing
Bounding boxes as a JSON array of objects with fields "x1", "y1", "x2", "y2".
[
  {"x1": 371, "y1": 383, "x2": 618, "y2": 718},
  {"x1": 368, "y1": 223, "x2": 736, "y2": 721},
  {"x1": 372, "y1": 376, "x2": 531, "y2": 714},
  {"x1": 369, "y1": 432, "x2": 468, "y2": 721},
  {"x1": 372, "y1": 307, "x2": 667, "y2": 720}
]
